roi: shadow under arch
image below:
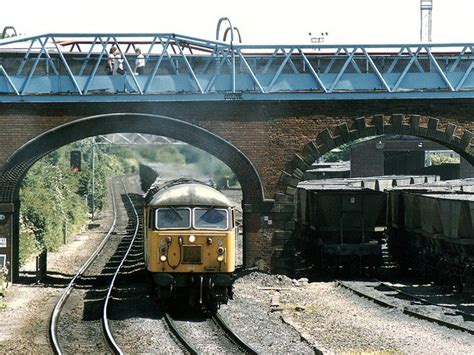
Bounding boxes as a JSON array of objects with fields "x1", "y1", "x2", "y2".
[{"x1": 0, "y1": 113, "x2": 266, "y2": 205}]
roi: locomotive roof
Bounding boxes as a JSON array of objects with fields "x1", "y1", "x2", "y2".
[{"x1": 146, "y1": 180, "x2": 233, "y2": 207}]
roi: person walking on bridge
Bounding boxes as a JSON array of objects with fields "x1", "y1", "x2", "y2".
[
  {"x1": 115, "y1": 48, "x2": 125, "y2": 75},
  {"x1": 134, "y1": 47, "x2": 145, "y2": 75},
  {"x1": 107, "y1": 46, "x2": 118, "y2": 75}
]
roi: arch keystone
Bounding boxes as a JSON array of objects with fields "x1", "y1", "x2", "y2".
[
  {"x1": 427, "y1": 117, "x2": 440, "y2": 139},
  {"x1": 374, "y1": 114, "x2": 385, "y2": 134},
  {"x1": 391, "y1": 114, "x2": 403, "y2": 134}
]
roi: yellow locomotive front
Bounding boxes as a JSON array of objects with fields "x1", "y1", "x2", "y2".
[{"x1": 144, "y1": 179, "x2": 236, "y2": 311}]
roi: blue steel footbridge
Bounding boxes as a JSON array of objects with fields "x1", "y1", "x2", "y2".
[{"x1": 0, "y1": 32, "x2": 473, "y2": 102}]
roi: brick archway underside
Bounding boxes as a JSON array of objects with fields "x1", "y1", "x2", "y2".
[
  {"x1": 0, "y1": 113, "x2": 265, "y2": 205},
  {"x1": 270, "y1": 114, "x2": 474, "y2": 257}
]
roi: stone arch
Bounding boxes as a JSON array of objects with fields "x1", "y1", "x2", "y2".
[
  {"x1": 0, "y1": 113, "x2": 265, "y2": 204},
  {"x1": 270, "y1": 114, "x2": 474, "y2": 269}
]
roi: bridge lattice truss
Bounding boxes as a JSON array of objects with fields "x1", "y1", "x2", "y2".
[
  {"x1": 0, "y1": 33, "x2": 473, "y2": 101},
  {"x1": 95, "y1": 133, "x2": 183, "y2": 145}
]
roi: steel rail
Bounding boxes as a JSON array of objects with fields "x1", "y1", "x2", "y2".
[
  {"x1": 163, "y1": 310, "x2": 257, "y2": 354},
  {"x1": 49, "y1": 180, "x2": 119, "y2": 354},
  {"x1": 337, "y1": 280, "x2": 474, "y2": 335},
  {"x1": 101, "y1": 178, "x2": 140, "y2": 355},
  {"x1": 373, "y1": 279, "x2": 474, "y2": 323},
  {"x1": 212, "y1": 312, "x2": 258, "y2": 354},
  {"x1": 163, "y1": 313, "x2": 199, "y2": 355}
]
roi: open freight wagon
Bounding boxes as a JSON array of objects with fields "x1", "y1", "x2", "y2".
[
  {"x1": 388, "y1": 181, "x2": 474, "y2": 291},
  {"x1": 296, "y1": 180, "x2": 387, "y2": 275}
]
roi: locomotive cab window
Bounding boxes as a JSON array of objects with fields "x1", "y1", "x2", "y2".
[
  {"x1": 194, "y1": 208, "x2": 229, "y2": 230},
  {"x1": 155, "y1": 207, "x2": 191, "y2": 229}
]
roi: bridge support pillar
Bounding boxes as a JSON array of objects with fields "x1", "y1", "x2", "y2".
[
  {"x1": 243, "y1": 211, "x2": 268, "y2": 269},
  {"x1": 0, "y1": 202, "x2": 19, "y2": 283},
  {"x1": 243, "y1": 200, "x2": 287, "y2": 273}
]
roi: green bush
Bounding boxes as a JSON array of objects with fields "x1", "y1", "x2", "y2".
[
  {"x1": 19, "y1": 141, "x2": 127, "y2": 266},
  {"x1": 18, "y1": 217, "x2": 41, "y2": 265},
  {"x1": 430, "y1": 153, "x2": 460, "y2": 165}
]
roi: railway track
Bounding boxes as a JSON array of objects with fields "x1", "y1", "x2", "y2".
[
  {"x1": 164, "y1": 311, "x2": 258, "y2": 354},
  {"x1": 49, "y1": 177, "x2": 139, "y2": 354},
  {"x1": 102, "y1": 179, "x2": 140, "y2": 354},
  {"x1": 338, "y1": 278, "x2": 474, "y2": 335}
]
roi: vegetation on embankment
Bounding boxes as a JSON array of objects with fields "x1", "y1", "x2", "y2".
[{"x1": 19, "y1": 141, "x2": 133, "y2": 266}]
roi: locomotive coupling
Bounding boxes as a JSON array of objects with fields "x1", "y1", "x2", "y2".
[{"x1": 153, "y1": 273, "x2": 174, "y2": 287}]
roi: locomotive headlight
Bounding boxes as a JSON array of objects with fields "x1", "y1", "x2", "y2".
[
  {"x1": 188, "y1": 234, "x2": 196, "y2": 243},
  {"x1": 160, "y1": 255, "x2": 167, "y2": 262},
  {"x1": 217, "y1": 255, "x2": 225, "y2": 262},
  {"x1": 217, "y1": 246, "x2": 225, "y2": 255}
]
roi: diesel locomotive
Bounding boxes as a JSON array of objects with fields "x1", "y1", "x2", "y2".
[{"x1": 143, "y1": 178, "x2": 237, "y2": 311}]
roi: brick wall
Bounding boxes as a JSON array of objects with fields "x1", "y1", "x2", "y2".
[
  {"x1": 1, "y1": 100, "x2": 474, "y2": 196},
  {"x1": 0, "y1": 100, "x2": 473, "y2": 277}
]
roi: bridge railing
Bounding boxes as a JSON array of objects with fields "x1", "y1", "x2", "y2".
[{"x1": 0, "y1": 33, "x2": 473, "y2": 99}]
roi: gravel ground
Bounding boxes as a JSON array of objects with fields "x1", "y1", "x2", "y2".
[
  {"x1": 227, "y1": 272, "x2": 474, "y2": 354},
  {"x1": 108, "y1": 284, "x2": 182, "y2": 353},
  {"x1": 220, "y1": 272, "x2": 315, "y2": 353},
  {"x1": 172, "y1": 315, "x2": 239, "y2": 353},
  {"x1": 340, "y1": 279, "x2": 474, "y2": 333}
]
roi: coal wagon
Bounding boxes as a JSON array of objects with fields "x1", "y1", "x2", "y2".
[
  {"x1": 295, "y1": 179, "x2": 387, "y2": 274},
  {"x1": 388, "y1": 179, "x2": 474, "y2": 291}
]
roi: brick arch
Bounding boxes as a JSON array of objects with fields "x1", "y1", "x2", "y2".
[
  {"x1": 271, "y1": 114, "x2": 474, "y2": 261},
  {"x1": 277, "y1": 114, "x2": 473, "y2": 197},
  {"x1": 0, "y1": 113, "x2": 265, "y2": 204},
  {"x1": 1, "y1": 113, "x2": 268, "y2": 281}
]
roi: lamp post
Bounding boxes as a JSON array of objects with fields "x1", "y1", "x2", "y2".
[{"x1": 420, "y1": 0, "x2": 433, "y2": 42}]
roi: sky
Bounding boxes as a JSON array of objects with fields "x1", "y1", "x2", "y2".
[{"x1": 1, "y1": 0, "x2": 473, "y2": 45}]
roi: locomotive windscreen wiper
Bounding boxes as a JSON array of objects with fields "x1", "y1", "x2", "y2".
[
  {"x1": 170, "y1": 206, "x2": 183, "y2": 220},
  {"x1": 201, "y1": 206, "x2": 216, "y2": 218}
]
